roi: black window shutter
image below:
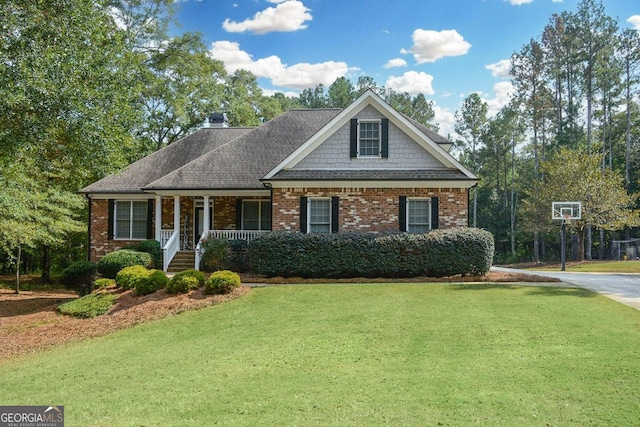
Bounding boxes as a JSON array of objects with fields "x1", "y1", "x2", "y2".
[
  {"x1": 235, "y1": 199, "x2": 243, "y2": 230},
  {"x1": 331, "y1": 197, "x2": 339, "y2": 233},
  {"x1": 381, "y1": 118, "x2": 389, "y2": 158},
  {"x1": 107, "y1": 199, "x2": 115, "y2": 240},
  {"x1": 146, "y1": 199, "x2": 154, "y2": 239},
  {"x1": 431, "y1": 197, "x2": 439, "y2": 230},
  {"x1": 350, "y1": 119, "x2": 358, "y2": 158},
  {"x1": 399, "y1": 196, "x2": 407, "y2": 232},
  {"x1": 300, "y1": 197, "x2": 308, "y2": 233}
]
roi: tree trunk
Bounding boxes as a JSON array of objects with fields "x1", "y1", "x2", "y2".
[
  {"x1": 41, "y1": 245, "x2": 51, "y2": 284},
  {"x1": 533, "y1": 231, "x2": 540, "y2": 263},
  {"x1": 15, "y1": 245, "x2": 21, "y2": 294},
  {"x1": 585, "y1": 224, "x2": 592, "y2": 260}
]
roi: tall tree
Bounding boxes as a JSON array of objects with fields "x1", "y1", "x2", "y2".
[
  {"x1": 455, "y1": 93, "x2": 489, "y2": 228},
  {"x1": 618, "y1": 29, "x2": 640, "y2": 191},
  {"x1": 327, "y1": 77, "x2": 355, "y2": 108}
]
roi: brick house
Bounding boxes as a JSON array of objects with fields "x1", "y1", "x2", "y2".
[{"x1": 80, "y1": 90, "x2": 477, "y2": 271}]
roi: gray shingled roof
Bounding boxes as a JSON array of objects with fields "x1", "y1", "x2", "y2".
[
  {"x1": 80, "y1": 127, "x2": 252, "y2": 193},
  {"x1": 143, "y1": 109, "x2": 342, "y2": 190},
  {"x1": 268, "y1": 169, "x2": 472, "y2": 181},
  {"x1": 402, "y1": 114, "x2": 451, "y2": 144},
  {"x1": 81, "y1": 105, "x2": 461, "y2": 194}
]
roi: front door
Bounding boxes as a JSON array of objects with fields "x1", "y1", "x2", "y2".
[{"x1": 194, "y1": 207, "x2": 213, "y2": 247}]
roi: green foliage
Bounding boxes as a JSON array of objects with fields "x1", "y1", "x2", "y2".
[
  {"x1": 204, "y1": 270, "x2": 241, "y2": 295},
  {"x1": 247, "y1": 229, "x2": 494, "y2": 278},
  {"x1": 166, "y1": 269, "x2": 205, "y2": 294},
  {"x1": 134, "y1": 270, "x2": 168, "y2": 296},
  {"x1": 125, "y1": 240, "x2": 162, "y2": 269},
  {"x1": 115, "y1": 265, "x2": 150, "y2": 290},
  {"x1": 57, "y1": 293, "x2": 117, "y2": 318},
  {"x1": 94, "y1": 278, "x2": 115, "y2": 289},
  {"x1": 60, "y1": 261, "x2": 97, "y2": 296},
  {"x1": 97, "y1": 250, "x2": 153, "y2": 279},
  {"x1": 199, "y1": 237, "x2": 230, "y2": 271}
]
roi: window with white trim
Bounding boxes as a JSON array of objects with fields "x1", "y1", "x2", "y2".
[
  {"x1": 308, "y1": 198, "x2": 331, "y2": 233},
  {"x1": 114, "y1": 200, "x2": 147, "y2": 239},
  {"x1": 242, "y1": 200, "x2": 271, "y2": 230},
  {"x1": 407, "y1": 198, "x2": 431, "y2": 233},
  {"x1": 358, "y1": 120, "x2": 381, "y2": 157}
]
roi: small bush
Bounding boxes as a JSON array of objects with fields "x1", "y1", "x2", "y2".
[
  {"x1": 135, "y1": 269, "x2": 168, "y2": 296},
  {"x1": 134, "y1": 240, "x2": 162, "y2": 269},
  {"x1": 60, "y1": 261, "x2": 97, "y2": 296},
  {"x1": 94, "y1": 278, "x2": 115, "y2": 289},
  {"x1": 116, "y1": 265, "x2": 149, "y2": 290},
  {"x1": 205, "y1": 270, "x2": 241, "y2": 295},
  {"x1": 57, "y1": 293, "x2": 117, "y2": 318},
  {"x1": 97, "y1": 250, "x2": 153, "y2": 279},
  {"x1": 199, "y1": 237, "x2": 230, "y2": 271},
  {"x1": 166, "y1": 269, "x2": 205, "y2": 294}
]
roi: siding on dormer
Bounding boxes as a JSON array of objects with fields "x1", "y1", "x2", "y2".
[{"x1": 293, "y1": 105, "x2": 444, "y2": 170}]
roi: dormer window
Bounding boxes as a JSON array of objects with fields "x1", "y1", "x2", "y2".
[
  {"x1": 358, "y1": 120, "x2": 381, "y2": 157},
  {"x1": 350, "y1": 118, "x2": 389, "y2": 159}
]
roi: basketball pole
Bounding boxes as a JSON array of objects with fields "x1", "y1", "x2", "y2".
[{"x1": 561, "y1": 217, "x2": 566, "y2": 271}]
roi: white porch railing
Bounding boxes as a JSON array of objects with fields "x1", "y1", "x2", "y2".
[
  {"x1": 162, "y1": 230, "x2": 180, "y2": 272},
  {"x1": 160, "y1": 229, "x2": 174, "y2": 247},
  {"x1": 194, "y1": 230, "x2": 269, "y2": 270}
]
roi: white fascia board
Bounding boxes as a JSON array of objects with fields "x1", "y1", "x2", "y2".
[
  {"x1": 144, "y1": 189, "x2": 271, "y2": 197},
  {"x1": 267, "y1": 180, "x2": 476, "y2": 189},
  {"x1": 86, "y1": 193, "x2": 153, "y2": 200}
]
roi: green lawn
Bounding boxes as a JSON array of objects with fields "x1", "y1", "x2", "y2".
[
  {"x1": 1, "y1": 284, "x2": 640, "y2": 426},
  {"x1": 531, "y1": 260, "x2": 640, "y2": 273}
]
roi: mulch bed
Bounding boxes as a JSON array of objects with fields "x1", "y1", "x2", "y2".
[{"x1": 0, "y1": 270, "x2": 556, "y2": 361}]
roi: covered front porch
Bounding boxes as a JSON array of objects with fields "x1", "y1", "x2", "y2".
[{"x1": 152, "y1": 191, "x2": 271, "y2": 271}]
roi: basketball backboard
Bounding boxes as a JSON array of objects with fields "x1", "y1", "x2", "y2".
[{"x1": 552, "y1": 201, "x2": 581, "y2": 220}]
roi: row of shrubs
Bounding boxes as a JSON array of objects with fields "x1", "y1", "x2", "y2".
[{"x1": 246, "y1": 228, "x2": 494, "y2": 278}]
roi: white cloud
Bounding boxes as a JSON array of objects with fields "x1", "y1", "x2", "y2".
[
  {"x1": 384, "y1": 58, "x2": 407, "y2": 69},
  {"x1": 628, "y1": 15, "x2": 640, "y2": 30},
  {"x1": 222, "y1": 0, "x2": 312, "y2": 34},
  {"x1": 404, "y1": 29, "x2": 471, "y2": 63},
  {"x1": 433, "y1": 104, "x2": 456, "y2": 138},
  {"x1": 485, "y1": 59, "x2": 511, "y2": 79},
  {"x1": 481, "y1": 81, "x2": 514, "y2": 117},
  {"x1": 507, "y1": 0, "x2": 534, "y2": 5},
  {"x1": 385, "y1": 71, "x2": 435, "y2": 95},
  {"x1": 209, "y1": 41, "x2": 351, "y2": 89}
]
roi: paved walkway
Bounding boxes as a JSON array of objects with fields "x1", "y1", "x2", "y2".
[{"x1": 492, "y1": 266, "x2": 640, "y2": 310}]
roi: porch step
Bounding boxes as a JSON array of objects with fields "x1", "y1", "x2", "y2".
[{"x1": 167, "y1": 251, "x2": 196, "y2": 272}]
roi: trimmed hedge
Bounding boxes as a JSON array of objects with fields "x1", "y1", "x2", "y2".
[
  {"x1": 97, "y1": 250, "x2": 153, "y2": 279},
  {"x1": 204, "y1": 270, "x2": 241, "y2": 295},
  {"x1": 247, "y1": 228, "x2": 494, "y2": 278},
  {"x1": 166, "y1": 269, "x2": 205, "y2": 294},
  {"x1": 123, "y1": 240, "x2": 162, "y2": 269},
  {"x1": 135, "y1": 270, "x2": 168, "y2": 296},
  {"x1": 60, "y1": 261, "x2": 97, "y2": 295},
  {"x1": 115, "y1": 265, "x2": 167, "y2": 295},
  {"x1": 116, "y1": 265, "x2": 150, "y2": 290},
  {"x1": 199, "y1": 238, "x2": 248, "y2": 272}
]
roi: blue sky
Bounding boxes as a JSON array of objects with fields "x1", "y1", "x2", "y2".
[{"x1": 172, "y1": 0, "x2": 639, "y2": 136}]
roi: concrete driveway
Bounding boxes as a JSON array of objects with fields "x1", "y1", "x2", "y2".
[{"x1": 492, "y1": 266, "x2": 640, "y2": 310}]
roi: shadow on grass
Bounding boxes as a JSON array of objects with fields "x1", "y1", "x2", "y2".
[{"x1": 449, "y1": 283, "x2": 598, "y2": 299}]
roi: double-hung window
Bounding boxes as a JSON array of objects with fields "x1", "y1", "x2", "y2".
[
  {"x1": 114, "y1": 200, "x2": 148, "y2": 240},
  {"x1": 242, "y1": 200, "x2": 271, "y2": 230},
  {"x1": 308, "y1": 198, "x2": 331, "y2": 233},
  {"x1": 407, "y1": 198, "x2": 431, "y2": 233},
  {"x1": 358, "y1": 120, "x2": 381, "y2": 157}
]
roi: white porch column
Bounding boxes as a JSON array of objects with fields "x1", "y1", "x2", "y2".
[
  {"x1": 155, "y1": 196, "x2": 162, "y2": 242},
  {"x1": 203, "y1": 195, "x2": 210, "y2": 234},
  {"x1": 173, "y1": 196, "x2": 180, "y2": 236}
]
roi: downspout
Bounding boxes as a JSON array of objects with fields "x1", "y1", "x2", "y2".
[
  {"x1": 262, "y1": 181, "x2": 273, "y2": 231},
  {"x1": 86, "y1": 194, "x2": 92, "y2": 261}
]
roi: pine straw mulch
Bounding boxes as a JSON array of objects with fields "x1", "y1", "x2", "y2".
[
  {"x1": 0, "y1": 285, "x2": 250, "y2": 361},
  {"x1": 0, "y1": 270, "x2": 556, "y2": 361}
]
